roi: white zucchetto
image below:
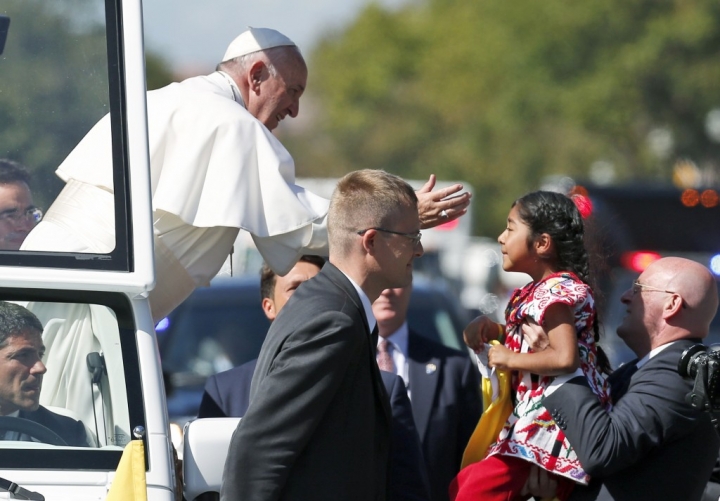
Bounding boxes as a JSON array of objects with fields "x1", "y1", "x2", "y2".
[{"x1": 222, "y1": 27, "x2": 297, "y2": 62}]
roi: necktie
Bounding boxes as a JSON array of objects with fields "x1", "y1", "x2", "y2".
[
  {"x1": 370, "y1": 325, "x2": 379, "y2": 345},
  {"x1": 377, "y1": 339, "x2": 396, "y2": 374}
]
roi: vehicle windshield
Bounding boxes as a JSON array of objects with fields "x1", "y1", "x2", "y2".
[{"x1": 0, "y1": 0, "x2": 135, "y2": 271}]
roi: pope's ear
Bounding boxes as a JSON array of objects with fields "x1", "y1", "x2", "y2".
[{"x1": 248, "y1": 61, "x2": 266, "y2": 91}]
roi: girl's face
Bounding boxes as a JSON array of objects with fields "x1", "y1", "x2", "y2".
[{"x1": 497, "y1": 204, "x2": 536, "y2": 274}]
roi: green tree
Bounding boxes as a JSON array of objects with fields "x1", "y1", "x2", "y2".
[
  {"x1": 0, "y1": 0, "x2": 174, "y2": 209},
  {"x1": 0, "y1": 0, "x2": 110, "y2": 205},
  {"x1": 146, "y1": 52, "x2": 175, "y2": 91},
  {"x1": 287, "y1": 0, "x2": 720, "y2": 236}
]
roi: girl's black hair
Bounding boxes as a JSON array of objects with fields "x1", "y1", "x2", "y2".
[{"x1": 513, "y1": 190, "x2": 612, "y2": 374}]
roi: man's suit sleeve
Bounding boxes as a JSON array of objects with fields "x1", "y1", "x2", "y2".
[
  {"x1": 198, "y1": 375, "x2": 227, "y2": 418},
  {"x1": 543, "y1": 363, "x2": 703, "y2": 477},
  {"x1": 384, "y1": 373, "x2": 431, "y2": 501},
  {"x1": 22, "y1": 407, "x2": 91, "y2": 447},
  {"x1": 221, "y1": 311, "x2": 365, "y2": 501}
]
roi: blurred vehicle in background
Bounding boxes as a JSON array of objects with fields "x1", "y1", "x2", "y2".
[
  {"x1": 157, "y1": 273, "x2": 472, "y2": 428},
  {"x1": 572, "y1": 183, "x2": 720, "y2": 367}
]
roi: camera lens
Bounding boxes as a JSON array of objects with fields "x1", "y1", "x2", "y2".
[{"x1": 678, "y1": 344, "x2": 708, "y2": 378}]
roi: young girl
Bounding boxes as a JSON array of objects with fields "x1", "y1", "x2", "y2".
[{"x1": 451, "y1": 190, "x2": 611, "y2": 501}]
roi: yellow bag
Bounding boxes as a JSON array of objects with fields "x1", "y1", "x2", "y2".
[
  {"x1": 460, "y1": 340, "x2": 513, "y2": 469},
  {"x1": 460, "y1": 342, "x2": 561, "y2": 501}
]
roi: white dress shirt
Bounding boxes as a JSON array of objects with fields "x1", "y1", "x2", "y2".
[{"x1": 338, "y1": 270, "x2": 376, "y2": 335}]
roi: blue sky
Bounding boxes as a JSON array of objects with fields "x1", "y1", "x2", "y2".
[{"x1": 142, "y1": 0, "x2": 410, "y2": 74}]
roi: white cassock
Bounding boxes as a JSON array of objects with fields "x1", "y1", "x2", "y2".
[{"x1": 20, "y1": 71, "x2": 329, "y2": 437}]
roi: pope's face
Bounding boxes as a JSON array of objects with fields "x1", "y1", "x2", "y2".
[
  {"x1": 252, "y1": 56, "x2": 307, "y2": 131},
  {"x1": 0, "y1": 330, "x2": 46, "y2": 416}
]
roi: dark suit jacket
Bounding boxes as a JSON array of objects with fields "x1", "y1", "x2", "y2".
[
  {"x1": 544, "y1": 340, "x2": 720, "y2": 501},
  {"x1": 381, "y1": 371, "x2": 432, "y2": 501},
  {"x1": 407, "y1": 334, "x2": 482, "y2": 501},
  {"x1": 201, "y1": 360, "x2": 430, "y2": 501},
  {"x1": 19, "y1": 406, "x2": 89, "y2": 447},
  {"x1": 221, "y1": 263, "x2": 392, "y2": 501},
  {"x1": 198, "y1": 359, "x2": 257, "y2": 418}
]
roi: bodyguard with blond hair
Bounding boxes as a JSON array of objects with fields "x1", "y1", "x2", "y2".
[{"x1": 222, "y1": 169, "x2": 425, "y2": 501}]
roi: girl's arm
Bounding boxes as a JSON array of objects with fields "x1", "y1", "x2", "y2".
[{"x1": 488, "y1": 303, "x2": 580, "y2": 375}]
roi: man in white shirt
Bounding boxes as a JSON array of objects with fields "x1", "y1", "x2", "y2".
[{"x1": 537, "y1": 257, "x2": 719, "y2": 501}]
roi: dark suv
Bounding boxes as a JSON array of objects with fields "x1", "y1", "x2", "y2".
[
  {"x1": 574, "y1": 183, "x2": 720, "y2": 367},
  {"x1": 157, "y1": 274, "x2": 472, "y2": 421}
]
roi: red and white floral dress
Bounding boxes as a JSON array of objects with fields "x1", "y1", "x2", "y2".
[{"x1": 485, "y1": 271, "x2": 610, "y2": 485}]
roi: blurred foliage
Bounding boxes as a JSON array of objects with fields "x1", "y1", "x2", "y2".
[
  {"x1": 285, "y1": 0, "x2": 720, "y2": 236},
  {"x1": 0, "y1": 0, "x2": 174, "y2": 209},
  {"x1": 146, "y1": 52, "x2": 175, "y2": 91},
  {"x1": 0, "y1": 0, "x2": 110, "y2": 207}
]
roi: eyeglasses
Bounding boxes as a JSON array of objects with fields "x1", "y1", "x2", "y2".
[
  {"x1": 0, "y1": 207, "x2": 43, "y2": 224},
  {"x1": 632, "y1": 281, "x2": 687, "y2": 309},
  {"x1": 356, "y1": 227, "x2": 422, "y2": 246}
]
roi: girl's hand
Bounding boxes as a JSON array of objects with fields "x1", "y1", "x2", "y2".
[
  {"x1": 463, "y1": 315, "x2": 501, "y2": 352},
  {"x1": 488, "y1": 344, "x2": 514, "y2": 370},
  {"x1": 520, "y1": 465, "x2": 558, "y2": 499}
]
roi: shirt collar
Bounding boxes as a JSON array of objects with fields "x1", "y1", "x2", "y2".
[
  {"x1": 378, "y1": 321, "x2": 409, "y2": 358},
  {"x1": 216, "y1": 71, "x2": 246, "y2": 109},
  {"x1": 338, "y1": 270, "x2": 376, "y2": 333},
  {"x1": 636, "y1": 340, "x2": 677, "y2": 369}
]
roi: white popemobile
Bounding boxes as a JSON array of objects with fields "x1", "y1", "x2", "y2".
[{"x1": 0, "y1": 0, "x2": 235, "y2": 499}]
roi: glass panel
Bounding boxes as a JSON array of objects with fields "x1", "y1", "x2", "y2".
[
  {"x1": 1, "y1": 0, "x2": 110, "y2": 244},
  {"x1": 0, "y1": 294, "x2": 143, "y2": 470},
  {"x1": 0, "y1": 300, "x2": 128, "y2": 450},
  {"x1": 0, "y1": 0, "x2": 133, "y2": 271}
]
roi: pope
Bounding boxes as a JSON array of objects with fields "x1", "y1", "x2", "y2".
[{"x1": 21, "y1": 27, "x2": 471, "y2": 321}]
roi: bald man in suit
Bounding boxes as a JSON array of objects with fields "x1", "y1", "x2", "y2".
[{"x1": 536, "y1": 257, "x2": 720, "y2": 501}]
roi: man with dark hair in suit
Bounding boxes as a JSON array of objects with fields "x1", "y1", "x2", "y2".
[
  {"x1": 221, "y1": 169, "x2": 427, "y2": 501},
  {"x1": 0, "y1": 301, "x2": 88, "y2": 447},
  {"x1": 532, "y1": 257, "x2": 720, "y2": 501},
  {"x1": 198, "y1": 255, "x2": 326, "y2": 418},
  {"x1": 0, "y1": 159, "x2": 42, "y2": 251},
  {"x1": 374, "y1": 284, "x2": 481, "y2": 501}
]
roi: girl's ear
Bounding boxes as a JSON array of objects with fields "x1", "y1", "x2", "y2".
[{"x1": 534, "y1": 233, "x2": 554, "y2": 259}]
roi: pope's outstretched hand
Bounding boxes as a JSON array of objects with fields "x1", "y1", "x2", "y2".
[{"x1": 416, "y1": 174, "x2": 472, "y2": 229}]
